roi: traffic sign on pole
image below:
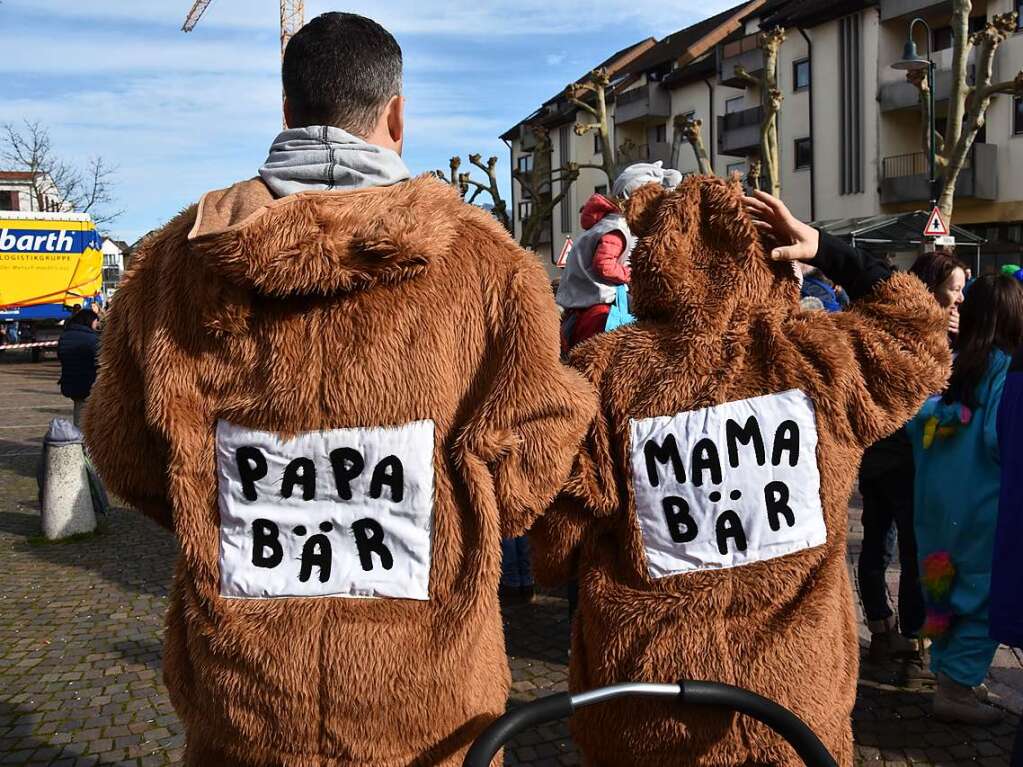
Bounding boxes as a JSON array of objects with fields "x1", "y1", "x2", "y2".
[
  {"x1": 924, "y1": 207, "x2": 949, "y2": 237},
  {"x1": 556, "y1": 237, "x2": 573, "y2": 268}
]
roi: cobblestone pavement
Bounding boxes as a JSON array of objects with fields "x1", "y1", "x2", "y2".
[{"x1": 1, "y1": 357, "x2": 1020, "y2": 766}]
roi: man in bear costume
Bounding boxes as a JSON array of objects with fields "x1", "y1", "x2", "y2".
[
  {"x1": 83, "y1": 12, "x2": 594, "y2": 767},
  {"x1": 531, "y1": 178, "x2": 951, "y2": 765}
]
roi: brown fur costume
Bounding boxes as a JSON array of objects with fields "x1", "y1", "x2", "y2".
[
  {"x1": 83, "y1": 175, "x2": 595, "y2": 766},
  {"x1": 530, "y1": 177, "x2": 951, "y2": 766}
]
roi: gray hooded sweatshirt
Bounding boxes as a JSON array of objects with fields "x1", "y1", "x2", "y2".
[{"x1": 258, "y1": 125, "x2": 411, "y2": 197}]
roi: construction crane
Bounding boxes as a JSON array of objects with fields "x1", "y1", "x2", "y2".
[{"x1": 182, "y1": 0, "x2": 305, "y2": 64}]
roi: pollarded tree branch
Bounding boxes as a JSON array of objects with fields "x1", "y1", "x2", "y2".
[
  {"x1": 938, "y1": 11, "x2": 1022, "y2": 218},
  {"x1": 674, "y1": 113, "x2": 712, "y2": 175}
]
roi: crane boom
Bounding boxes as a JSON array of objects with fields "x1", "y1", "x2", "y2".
[
  {"x1": 182, "y1": 0, "x2": 216, "y2": 32},
  {"x1": 280, "y1": 0, "x2": 305, "y2": 57}
]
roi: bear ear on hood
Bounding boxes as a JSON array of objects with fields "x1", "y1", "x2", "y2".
[{"x1": 623, "y1": 182, "x2": 667, "y2": 238}]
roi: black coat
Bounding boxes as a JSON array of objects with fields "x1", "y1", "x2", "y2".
[{"x1": 57, "y1": 323, "x2": 100, "y2": 400}]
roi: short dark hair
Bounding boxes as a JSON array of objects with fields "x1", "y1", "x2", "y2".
[
  {"x1": 72, "y1": 309, "x2": 98, "y2": 327},
  {"x1": 282, "y1": 12, "x2": 402, "y2": 135}
]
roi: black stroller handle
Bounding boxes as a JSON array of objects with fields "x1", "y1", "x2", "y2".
[{"x1": 462, "y1": 680, "x2": 838, "y2": 767}]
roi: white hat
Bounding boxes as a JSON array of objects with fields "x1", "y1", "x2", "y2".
[{"x1": 612, "y1": 161, "x2": 684, "y2": 200}]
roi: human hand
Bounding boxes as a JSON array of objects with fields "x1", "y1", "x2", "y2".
[
  {"x1": 948, "y1": 307, "x2": 960, "y2": 336},
  {"x1": 742, "y1": 189, "x2": 820, "y2": 262}
]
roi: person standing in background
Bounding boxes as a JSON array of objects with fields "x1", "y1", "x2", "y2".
[
  {"x1": 556, "y1": 162, "x2": 680, "y2": 352},
  {"x1": 57, "y1": 309, "x2": 100, "y2": 427},
  {"x1": 907, "y1": 273, "x2": 1023, "y2": 725},
  {"x1": 857, "y1": 250, "x2": 968, "y2": 681}
]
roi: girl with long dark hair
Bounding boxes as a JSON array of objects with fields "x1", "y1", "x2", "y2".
[{"x1": 907, "y1": 273, "x2": 1023, "y2": 724}]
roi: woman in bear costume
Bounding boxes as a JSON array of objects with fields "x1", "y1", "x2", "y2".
[{"x1": 531, "y1": 177, "x2": 951, "y2": 766}]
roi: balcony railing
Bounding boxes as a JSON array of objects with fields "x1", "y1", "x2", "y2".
[
  {"x1": 719, "y1": 33, "x2": 764, "y2": 88},
  {"x1": 721, "y1": 106, "x2": 763, "y2": 131},
  {"x1": 721, "y1": 33, "x2": 760, "y2": 59},
  {"x1": 617, "y1": 88, "x2": 648, "y2": 107},
  {"x1": 717, "y1": 105, "x2": 764, "y2": 157},
  {"x1": 614, "y1": 82, "x2": 671, "y2": 124},
  {"x1": 880, "y1": 144, "x2": 995, "y2": 203}
]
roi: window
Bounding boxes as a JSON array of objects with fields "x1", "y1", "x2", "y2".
[
  {"x1": 839, "y1": 13, "x2": 863, "y2": 195},
  {"x1": 1018, "y1": 0, "x2": 1023, "y2": 30},
  {"x1": 794, "y1": 137, "x2": 812, "y2": 170},
  {"x1": 518, "y1": 199, "x2": 533, "y2": 221},
  {"x1": 725, "y1": 96, "x2": 745, "y2": 114},
  {"x1": 594, "y1": 184, "x2": 608, "y2": 196},
  {"x1": 793, "y1": 58, "x2": 810, "y2": 91},
  {"x1": 0, "y1": 190, "x2": 18, "y2": 211},
  {"x1": 1015, "y1": 96, "x2": 1023, "y2": 135},
  {"x1": 593, "y1": 132, "x2": 602, "y2": 154},
  {"x1": 933, "y1": 17, "x2": 986, "y2": 51},
  {"x1": 655, "y1": 123, "x2": 667, "y2": 143},
  {"x1": 516, "y1": 154, "x2": 533, "y2": 174}
]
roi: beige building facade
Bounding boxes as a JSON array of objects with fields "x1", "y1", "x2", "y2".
[{"x1": 503, "y1": 0, "x2": 1023, "y2": 274}]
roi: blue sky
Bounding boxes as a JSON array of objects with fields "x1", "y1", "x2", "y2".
[{"x1": 1, "y1": 1, "x2": 731, "y2": 241}]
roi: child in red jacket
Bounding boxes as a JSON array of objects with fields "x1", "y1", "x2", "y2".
[{"x1": 556, "y1": 162, "x2": 680, "y2": 352}]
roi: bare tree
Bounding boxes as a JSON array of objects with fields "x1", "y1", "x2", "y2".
[
  {"x1": 1, "y1": 120, "x2": 122, "y2": 225},
  {"x1": 567, "y1": 68, "x2": 617, "y2": 183},
  {"x1": 907, "y1": 9, "x2": 1023, "y2": 220},
  {"x1": 513, "y1": 127, "x2": 580, "y2": 251},
  {"x1": 673, "y1": 114, "x2": 714, "y2": 175},
  {"x1": 735, "y1": 27, "x2": 786, "y2": 197},
  {"x1": 437, "y1": 154, "x2": 511, "y2": 231}
]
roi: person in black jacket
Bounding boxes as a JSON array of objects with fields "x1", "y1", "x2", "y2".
[
  {"x1": 743, "y1": 191, "x2": 958, "y2": 684},
  {"x1": 57, "y1": 309, "x2": 101, "y2": 427}
]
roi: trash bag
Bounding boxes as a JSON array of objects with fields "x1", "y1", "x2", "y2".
[{"x1": 36, "y1": 418, "x2": 109, "y2": 515}]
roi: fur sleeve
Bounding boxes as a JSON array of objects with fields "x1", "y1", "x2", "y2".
[
  {"x1": 529, "y1": 339, "x2": 620, "y2": 586},
  {"x1": 82, "y1": 226, "x2": 178, "y2": 531},
  {"x1": 457, "y1": 254, "x2": 597, "y2": 538},
  {"x1": 787, "y1": 272, "x2": 952, "y2": 450}
]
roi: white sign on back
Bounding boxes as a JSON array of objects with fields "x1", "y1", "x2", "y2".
[
  {"x1": 216, "y1": 419, "x2": 435, "y2": 600},
  {"x1": 629, "y1": 390, "x2": 826, "y2": 578}
]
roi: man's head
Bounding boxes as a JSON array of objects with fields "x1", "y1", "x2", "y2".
[
  {"x1": 73, "y1": 309, "x2": 99, "y2": 331},
  {"x1": 282, "y1": 13, "x2": 404, "y2": 153}
]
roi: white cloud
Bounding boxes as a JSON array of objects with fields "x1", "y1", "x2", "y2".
[
  {"x1": 6, "y1": 0, "x2": 740, "y2": 39},
  {"x1": 545, "y1": 53, "x2": 567, "y2": 66}
]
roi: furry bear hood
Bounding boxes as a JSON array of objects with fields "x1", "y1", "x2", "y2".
[
  {"x1": 187, "y1": 175, "x2": 462, "y2": 297},
  {"x1": 623, "y1": 175, "x2": 801, "y2": 327}
]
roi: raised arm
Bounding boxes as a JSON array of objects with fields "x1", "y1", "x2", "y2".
[{"x1": 744, "y1": 189, "x2": 951, "y2": 449}]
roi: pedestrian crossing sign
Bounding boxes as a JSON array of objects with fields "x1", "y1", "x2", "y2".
[{"x1": 924, "y1": 207, "x2": 949, "y2": 237}]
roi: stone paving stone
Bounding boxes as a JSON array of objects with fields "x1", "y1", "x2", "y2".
[{"x1": 1, "y1": 359, "x2": 1020, "y2": 765}]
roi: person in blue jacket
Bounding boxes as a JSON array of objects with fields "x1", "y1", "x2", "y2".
[
  {"x1": 907, "y1": 273, "x2": 1023, "y2": 725},
  {"x1": 995, "y1": 344, "x2": 1023, "y2": 763},
  {"x1": 57, "y1": 309, "x2": 101, "y2": 427}
]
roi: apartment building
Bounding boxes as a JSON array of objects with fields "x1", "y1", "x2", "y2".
[{"x1": 503, "y1": 0, "x2": 1023, "y2": 273}]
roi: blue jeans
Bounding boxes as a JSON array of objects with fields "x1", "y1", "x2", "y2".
[{"x1": 500, "y1": 537, "x2": 533, "y2": 588}]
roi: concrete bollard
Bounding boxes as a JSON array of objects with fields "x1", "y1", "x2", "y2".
[{"x1": 41, "y1": 419, "x2": 96, "y2": 540}]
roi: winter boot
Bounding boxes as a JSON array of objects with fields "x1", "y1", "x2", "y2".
[
  {"x1": 933, "y1": 673, "x2": 1003, "y2": 725},
  {"x1": 867, "y1": 619, "x2": 915, "y2": 664},
  {"x1": 897, "y1": 639, "x2": 936, "y2": 688}
]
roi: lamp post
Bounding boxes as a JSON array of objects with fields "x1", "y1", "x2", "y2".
[{"x1": 892, "y1": 18, "x2": 937, "y2": 209}]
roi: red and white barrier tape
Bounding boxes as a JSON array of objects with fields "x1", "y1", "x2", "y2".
[{"x1": 0, "y1": 341, "x2": 58, "y2": 351}]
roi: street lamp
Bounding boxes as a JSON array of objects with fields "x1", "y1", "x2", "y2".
[{"x1": 892, "y1": 18, "x2": 937, "y2": 208}]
